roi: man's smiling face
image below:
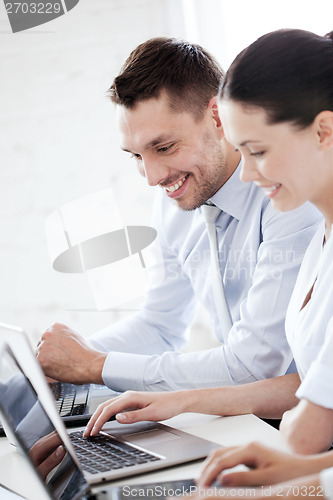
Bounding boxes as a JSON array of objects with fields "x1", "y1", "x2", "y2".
[{"x1": 117, "y1": 91, "x2": 232, "y2": 211}]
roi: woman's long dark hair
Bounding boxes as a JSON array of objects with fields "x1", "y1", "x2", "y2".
[{"x1": 219, "y1": 29, "x2": 333, "y2": 128}]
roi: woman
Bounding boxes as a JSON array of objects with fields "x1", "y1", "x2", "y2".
[
  {"x1": 84, "y1": 29, "x2": 333, "y2": 496},
  {"x1": 193, "y1": 441, "x2": 333, "y2": 497}
]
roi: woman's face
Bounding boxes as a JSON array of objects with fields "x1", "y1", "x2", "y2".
[{"x1": 219, "y1": 99, "x2": 327, "y2": 212}]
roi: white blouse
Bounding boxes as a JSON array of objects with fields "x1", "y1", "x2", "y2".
[
  {"x1": 285, "y1": 220, "x2": 333, "y2": 409},
  {"x1": 321, "y1": 467, "x2": 333, "y2": 499}
]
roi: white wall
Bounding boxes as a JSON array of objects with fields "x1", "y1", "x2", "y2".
[{"x1": 0, "y1": 0, "x2": 188, "y2": 343}]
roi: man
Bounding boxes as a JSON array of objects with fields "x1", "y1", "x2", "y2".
[{"x1": 37, "y1": 38, "x2": 321, "y2": 392}]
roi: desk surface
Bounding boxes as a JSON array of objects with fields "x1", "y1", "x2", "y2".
[{"x1": 0, "y1": 413, "x2": 288, "y2": 499}]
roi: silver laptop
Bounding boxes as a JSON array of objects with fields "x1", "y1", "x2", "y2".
[
  {"x1": 0, "y1": 322, "x2": 120, "y2": 435},
  {"x1": 0, "y1": 377, "x2": 119, "y2": 439},
  {"x1": 50, "y1": 381, "x2": 120, "y2": 425},
  {"x1": 0, "y1": 327, "x2": 220, "y2": 496}
]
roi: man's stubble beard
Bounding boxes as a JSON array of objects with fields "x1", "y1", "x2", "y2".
[{"x1": 171, "y1": 147, "x2": 227, "y2": 212}]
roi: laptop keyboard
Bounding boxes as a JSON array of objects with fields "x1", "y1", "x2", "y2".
[
  {"x1": 70, "y1": 430, "x2": 161, "y2": 474},
  {"x1": 51, "y1": 383, "x2": 89, "y2": 417}
]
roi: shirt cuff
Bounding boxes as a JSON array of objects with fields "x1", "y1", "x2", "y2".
[
  {"x1": 296, "y1": 361, "x2": 333, "y2": 409},
  {"x1": 101, "y1": 351, "x2": 151, "y2": 392},
  {"x1": 320, "y1": 467, "x2": 333, "y2": 500}
]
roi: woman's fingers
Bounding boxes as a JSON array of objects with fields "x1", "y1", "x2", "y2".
[
  {"x1": 84, "y1": 390, "x2": 188, "y2": 437},
  {"x1": 84, "y1": 391, "x2": 156, "y2": 437},
  {"x1": 197, "y1": 442, "x2": 278, "y2": 488},
  {"x1": 197, "y1": 446, "x2": 245, "y2": 487}
]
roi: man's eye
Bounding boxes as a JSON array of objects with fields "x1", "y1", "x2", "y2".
[
  {"x1": 131, "y1": 153, "x2": 142, "y2": 160},
  {"x1": 157, "y1": 144, "x2": 174, "y2": 153}
]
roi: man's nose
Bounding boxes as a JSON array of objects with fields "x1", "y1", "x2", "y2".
[{"x1": 141, "y1": 158, "x2": 170, "y2": 187}]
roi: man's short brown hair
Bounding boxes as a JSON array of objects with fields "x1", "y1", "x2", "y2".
[{"x1": 108, "y1": 37, "x2": 224, "y2": 119}]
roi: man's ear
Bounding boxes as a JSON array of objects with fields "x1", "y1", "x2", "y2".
[
  {"x1": 315, "y1": 110, "x2": 333, "y2": 150},
  {"x1": 208, "y1": 96, "x2": 224, "y2": 139}
]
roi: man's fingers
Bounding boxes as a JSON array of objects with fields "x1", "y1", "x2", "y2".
[
  {"x1": 30, "y1": 431, "x2": 62, "y2": 463},
  {"x1": 37, "y1": 445, "x2": 66, "y2": 480}
]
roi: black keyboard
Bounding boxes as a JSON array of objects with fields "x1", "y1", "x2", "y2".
[
  {"x1": 51, "y1": 383, "x2": 89, "y2": 417},
  {"x1": 70, "y1": 431, "x2": 160, "y2": 475}
]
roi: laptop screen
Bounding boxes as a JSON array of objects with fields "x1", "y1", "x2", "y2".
[{"x1": 0, "y1": 344, "x2": 89, "y2": 500}]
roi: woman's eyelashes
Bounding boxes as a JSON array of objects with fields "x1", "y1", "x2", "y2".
[
  {"x1": 250, "y1": 151, "x2": 265, "y2": 157},
  {"x1": 234, "y1": 147, "x2": 265, "y2": 158}
]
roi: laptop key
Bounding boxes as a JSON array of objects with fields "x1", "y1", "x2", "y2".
[{"x1": 69, "y1": 430, "x2": 161, "y2": 473}]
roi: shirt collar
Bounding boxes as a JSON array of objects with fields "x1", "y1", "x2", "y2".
[{"x1": 206, "y1": 161, "x2": 252, "y2": 221}]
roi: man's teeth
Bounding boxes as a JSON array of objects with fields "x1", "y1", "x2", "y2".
[
  {"x1": 165, "y1": 176, "x2": 187, "y2": 192},
  {"x1": 264, "y1": 184, "x2": 281, "y2": 193}
]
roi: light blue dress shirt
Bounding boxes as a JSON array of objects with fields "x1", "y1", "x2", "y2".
[{"x1": 90, "y1": 164, "x2": 322, "y2": 391}]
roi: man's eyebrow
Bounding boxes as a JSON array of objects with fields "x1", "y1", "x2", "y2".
[{"x1": 145, "y1": 134, "x2": 174, "y2": 149}]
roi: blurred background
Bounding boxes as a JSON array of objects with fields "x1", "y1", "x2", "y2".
[{"x1": 0, "y1": 0, "x2": 332, "y2": 347}]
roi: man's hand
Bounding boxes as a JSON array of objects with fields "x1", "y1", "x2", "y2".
[
  {"x1": 36, "y1": 323, "x2": 107, "y2": 385},
  {"x1": 196, "y1": 442, "x2": 326, "y2": 489},
  {"x1": 83, "y1": 390, "x2": 190, "y2": 437},
  {"x1": 30, "y1": 431, "x2": 66, "y2": 480}
]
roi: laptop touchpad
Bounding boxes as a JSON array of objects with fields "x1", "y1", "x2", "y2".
[{"x1": 123, "y1": 428, "x2": 181, "y2": 447}]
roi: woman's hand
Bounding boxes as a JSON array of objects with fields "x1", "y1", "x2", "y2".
[
  {"x1": 196, "y1": 442, "x2": 325, "y2": 488},
  {"x1": 83, "y1": 389, "x2": 190, "y2": 437},
  {"x1": 166, "y1": 473, "x2": 322, "y2": 499}
]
